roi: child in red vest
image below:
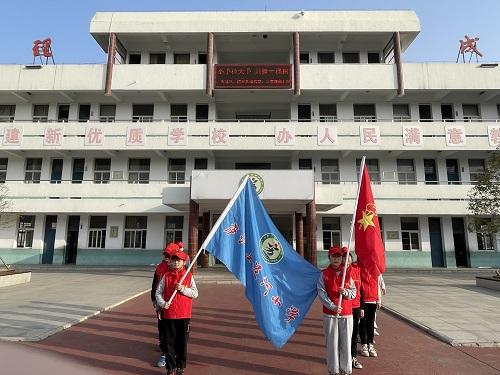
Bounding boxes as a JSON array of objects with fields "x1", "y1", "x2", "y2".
[
  {"x1": 317, "y1": 246, "x2": 357, "y2": 375},
  {"x1": 358, "y1": 261, "x2": 379, "y2": 358},
  {"x1": 152, "y1": 243, "x2": 178, "y2": 367},
  {"x1": 156, "y1": 248, "x2": 198, "y2": 375}
]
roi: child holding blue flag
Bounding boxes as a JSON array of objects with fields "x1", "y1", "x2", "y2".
[{"x1": 317, "y1": 246, "x2": 357, "y2": 375}]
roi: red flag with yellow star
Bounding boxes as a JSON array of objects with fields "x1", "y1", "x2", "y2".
[{"x1": 354, "y1": 164, "x2": 386, "y2": 278}]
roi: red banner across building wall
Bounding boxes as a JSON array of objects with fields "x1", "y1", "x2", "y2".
[{"x1": 214, "y1": 64, "x2": 292, "y2": 89}]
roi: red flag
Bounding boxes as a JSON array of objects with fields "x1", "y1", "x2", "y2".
[{"x1": 354, "y1": 164, "x2": 386, "y2": 278}]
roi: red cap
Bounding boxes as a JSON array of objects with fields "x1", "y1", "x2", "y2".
[
  {"x1": 163, "y1": 242, "x2": 179, "y2": 255},
  {"x1": 328, "y1": 246, "x2": 349, "y2": 257},
  {"x1": 171, "y1": 249, "x2": 188, "y2": 261},
  {"x1": 177, "y1": 241, "x2": 184, "y2": 249}
]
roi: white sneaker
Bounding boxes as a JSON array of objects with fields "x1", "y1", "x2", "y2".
[
  {"x1": 360, "y1": 344, "x2": 369, "y2": 357},
  {"x1": 374, "y1": 329, "x2": 380, "y2": 336},
  {"x1": 156, "y1": 354, "x2": 166, "y2": 367},
  {"x1": 368, "y1": 344, "x2": 378, "y2": 357},
  {"x1": 352, "y1": 357, "x2": 363, "y2": 369}
]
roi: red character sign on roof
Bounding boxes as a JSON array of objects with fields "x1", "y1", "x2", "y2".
[
  {"x1": 457, "y1": 35, "x2": 482, "y2": 63},
  {"x1": 33, "y1": 38, "x2": 54, "y2": 64}
]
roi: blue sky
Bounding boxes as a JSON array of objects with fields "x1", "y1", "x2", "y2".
[{"x1": 2, "y1": 0, "x2": 499, "y2": 64}]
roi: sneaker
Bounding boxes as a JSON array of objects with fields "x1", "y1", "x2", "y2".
[
  {"x1": 374, "y1": 329, "x2": 380, "y2": 336},
  {"x1": 352, "y1": 357, "x2": 363, "y2": 369},
  {"x1": 368, "y1": 344, "x2": 378, "y2": 357},
  {"x1": 360, "y1": 344, "x2": 369, "y2": 357},
  {"x1": 176, "y1": 369, "x2": 185, "y2": 375},
  {"x1": 157, "y1": 354, "x2": 166, "y2": 367}
]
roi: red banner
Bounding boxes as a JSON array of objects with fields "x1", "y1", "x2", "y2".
[{"x1": 214, "y1": 64, "x2": 292, "y2": 89}]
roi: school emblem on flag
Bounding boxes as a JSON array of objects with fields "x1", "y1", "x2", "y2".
[{"x1": 260, "y1": 233, "x2": 284, "y2": 264}]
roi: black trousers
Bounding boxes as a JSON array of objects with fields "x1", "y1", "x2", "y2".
[
  {"x1": 351, "y1": 307, "x2": 361, "y2": 357},
  {"x1": 163, "y1": 318, "x2": 190, "y2": 371},
  {"x1": 359, "y1": 303, "x2": 377, "y2": 345},
  {"x1": 158, "y1": 318, "x2": 166, "y2": 352}
]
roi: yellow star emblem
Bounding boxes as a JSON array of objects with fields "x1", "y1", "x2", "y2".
[{"x1": 357, "y1": 210, "x2": 376, "y2": 231}]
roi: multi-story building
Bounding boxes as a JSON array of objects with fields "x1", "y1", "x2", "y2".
[{"x1": 0, "y1": 10, "x2": 499, "y2": 268}]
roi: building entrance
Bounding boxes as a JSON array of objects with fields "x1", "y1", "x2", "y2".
[{"x1": 42, "y1": 215, "x2": 57, "y2": 264}]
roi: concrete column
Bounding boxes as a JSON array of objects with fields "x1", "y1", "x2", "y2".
[
  {"x1": 201, "y1": 211, "x2": 210, "y2": 267},
  {"x1": 188, "y1": 200, "x2": 199, "y2": 273},
  {"x1": 293, "y1": 32, "x2": 300, "y2": 96},
  {"x1": 393, "y1": 32, "x2": 404, "y2": 97},
  {"x1": 206, "y1": 32, "x2": 214, "y2": 97},
  {"x1": 295, "y1": 212, "x2": 304, "y2": 256},
  {"x1": 306, "y1": 201, "x2": 317, "y2": 265},
  {"x1": 105, "y1": 33, "x2": 117, "y2": 96}
]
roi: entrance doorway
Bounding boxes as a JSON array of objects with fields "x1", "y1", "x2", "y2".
[
  {"x1": 42, "y1": 215, "x2": 57, "y2": 264},
  {"x1": 65, "y1": 216, "x2": 80, "y2": 264},
  {"x1": 428, "y1": 218, "x2": 444, "y2": 267},
  {"x1": 452, "y1": 217, "x2": 469, "y2": 267}
]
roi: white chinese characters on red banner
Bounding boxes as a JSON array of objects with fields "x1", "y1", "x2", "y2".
[
  {"x1": 275, "y1": 126, "x2": 295, "y2": 146},
  {"x1": 43, "y1": 127, "x2": 64, "y2": 146},
  {"x1": 317, "y1": 125, "x2": 338, "y2": 146},
  {"x1": 2, "y1": 127, "x2": 23, "y2": 146},
  {"x1": 359, "y1": 125, "x2": 381, "y2": 146},
  {"x1": 85, "y1": 127, "x2": 105, "y2": 146},
  {"x1": 168, "y1": 125, "x2": 188, "y2": 146},
  {"x1": 402, "y1": 125, "x2": 423, "y2": 147},
  {"x1": 488, "y1": 126, "x2": 500, "y2": 147},
  {"x1": 445, "y1": 125, "x2": 466, "y2": 146},
  {"x1": 209, "y1": 126, "x2": 230, "y2": 146},
  {"x1": 126, "y1": 126, "x2": 145, "y2": 146}
]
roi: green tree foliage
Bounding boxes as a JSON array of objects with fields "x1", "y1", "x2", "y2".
[{"x1": 467, "y1": 151, "x2": 500, "y2": 234}]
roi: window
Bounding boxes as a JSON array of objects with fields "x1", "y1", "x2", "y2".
[
  {"x1": 196, "y1": 104, "x2": 209, "y2": 122},
  {"x1": 397, "y1": 159, "x2": 417, "y2": 184},
  {"x1": 72, "y1": 158, "x2": 85, "y2": 184},
  {"x1": 57, "y1": 104, "x2": 70, "y2": 122},
  {"x1": 194, "y1": 158, "x2": 208, "y2": 170},
  {"x1": 298, "y1": 104, "x2": 311, "y2": 122},
  {"x1": 299, "y1": 159, "x2": 312, "y2": 170},
  {"x1": 171, "y1": 104, "x2": 188, "y2": 122},
  {"x1": 124, "y1": 216, "x2": 147, "y2": 249},
  {"x1": 132, "y1": 104, "x2": 154, "y2": 122},
  {"x1": 418, "y1": 104, "x2": 432, "y2": 122},
  {"x1": 174, "y1": 53, "x2": 190, "y2": 64},
  {"x1": 476, "y1": 219, "x2": 495, "y2": 250},
  {"x1": 78, "y1": 104, "x2": 91, "y2": 122},
  {"x1": 356, "y1": 159, "x2": 380, "y2": 183},
  {"x1": 165, "y1": 216, "x2": 183, "y2": 245},
  {"x1": 17, "y1": 215, "x2": 35, "y2": 248},
  {"x1": 128, "y1": 159, "x2": 150, "y2": 184},
  {"x1": 441, "y1": 104, "x2": 454, "y2": 122},
  {"x1": 468, "y1": 159, "x2": 485, "y2": 184},
  {"x1": 168, "y1": 159, "x2": 186, "y2": 184},
  {"x1": 343, "y1": 52, "x2": 360, "y2": 63},
  {"x1": 446, "y1": 159, "x2": 461, "y2": 185},
  {"x1": 94, "y1": 158, "x2": 111, "y2": 184},
  {"x1": 424, "y1": 159, "x2": 438, "y2": 185},
  {"x1": 354, "y1": 104, "x2": 376, "y2": 122},
  {"x1": 88, "y1": 216, "x2": 107, "y2": 248},
  {"x1": 198, "y1": 53, "x2": 207, "y2": 64},
  {"x1": 497, "y1": 104, "x2": 500, "y2": 119},
  {"x1": 99, "y1": 104, "x2": 116, "y2": 122},
  {"x1": 0, "y1": 158, "x2": 7, "y2": 183},
  {"x1": 0, "y1": 105, "x2": 15, "y2": 122},
  {"x1": 149, "y1": 53, "x2": 166, "y2": 64},
  {"x1": 319, "y1": 104, "x2": 337, "y2": 122},
  {"x1": 129, "y1": 53, "x2": 141, "y2": 64},
  {"x1": 318, "y1": 52, "x2": 335, "y2": 63},
  {"x1": 321, "y1": 159, "x2": 340, "y2": 184},
  {"x1": 33, "y1": 104, "x2": 49, "y2": 122},
  {"x1": 393, "y1": 104, "x2": 411, "y2": 121},
  {"x1": 462, "y1": 104, "x2": 481, "y2": 121},
  {"x1": 401, "y1": 217, "x2": 419, "y2": 250},
  {"x1": 300, "y1": 52, "x2": 309, "y2": 64},
  {"x1": 368, "y1": 52, "x2": 380, "y2": 63},
  {"x1": 322, "y1": 217, "x2": 341, "y2": 250},
  {"x1": 25, "y1": 158, "x2": 42, "y2": 183}
]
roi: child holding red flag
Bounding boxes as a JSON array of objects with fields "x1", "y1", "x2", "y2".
[{"x1": 317, "y1": 246, "x2": 357, "y2": 375}]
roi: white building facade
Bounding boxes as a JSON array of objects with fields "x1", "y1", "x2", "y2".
[{"x1": 0, "y1": 10, "x2": 499, "y2": 268}]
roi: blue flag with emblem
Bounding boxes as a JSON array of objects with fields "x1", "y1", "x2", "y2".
[{"x1": 202, "y1": 179, "x2": 321, "y2": 349}]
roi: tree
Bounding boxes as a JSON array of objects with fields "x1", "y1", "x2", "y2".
[{"x1": 467, "y1": 150, "x2": 500, "y2": 235}]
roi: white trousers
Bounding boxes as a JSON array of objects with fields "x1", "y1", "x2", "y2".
[{"x1": 323, "y1": 314, "x2": 353, "y2": 375}]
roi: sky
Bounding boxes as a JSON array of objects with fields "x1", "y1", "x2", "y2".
[{"x1": 1, "y1": 0, "x2": 499, "y2": 64}]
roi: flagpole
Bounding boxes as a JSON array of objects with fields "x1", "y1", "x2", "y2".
[
  {"x1": 337, "y1": 156, "x2": 366, "y2": 315},
  {"x1": 165, "y1": 177, "x2": 250, "y2": 305}
]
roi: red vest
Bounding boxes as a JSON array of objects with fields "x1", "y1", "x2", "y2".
[
  {"x1": 350, "y1": 263, "x2": 362, "y2": 308},
  {"x1": 361, "y1": 268, "x2": 379, "y2": 303},
  {"x1": 322, "y1": 266, "x2": 353, "y2": 316},
  {"x1": 161, "y1": 268, "x2": 193, "y2": 319}
]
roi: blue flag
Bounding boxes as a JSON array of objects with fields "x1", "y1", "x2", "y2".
[{"x1": 203, "y1": 179, "x2": 321, "y2": 348}]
